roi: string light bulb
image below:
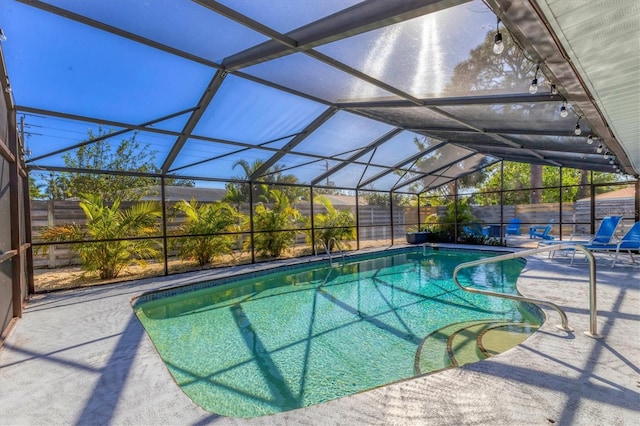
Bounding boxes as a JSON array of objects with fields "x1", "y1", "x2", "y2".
[
  {"x1": 493, "y1": 18, "x2": 504, "y2": 55},
  {"x1": 560, "y1": 101, "x2": 569, "y2": 118},
  {"x1": 587, "y1": 134, "x2": 593, "y2": 144},
  {"x1": 596, "y1": 144, "x2": 603, "y2": 154},
  {"x1": 529, "y1": 66, "x2": 539, "y2": 94},
  {"x1": 0, "y1": 29, "x2": 6, "y2": 42},
  {"x1": 574, "y1": 118, "x2": 582, "y2": 135},
  {"x1": 551, "y1": 84, "x2": 558, "y2": 95}
]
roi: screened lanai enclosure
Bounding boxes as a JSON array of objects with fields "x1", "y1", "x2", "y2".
[{"x1": 1, "y1": 1, "x2": 639, "y2": 337}]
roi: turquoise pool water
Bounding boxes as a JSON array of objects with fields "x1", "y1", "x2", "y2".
[{"x1": 134, "y1": 248, "x2": 541, "y2": 418}]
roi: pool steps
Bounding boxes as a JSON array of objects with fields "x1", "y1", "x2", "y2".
[{"x1": 415, "y1": 320, "x2": 538, "y2": 374}]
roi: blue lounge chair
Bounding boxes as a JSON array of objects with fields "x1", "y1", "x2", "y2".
[
  {"x1": 540, "y1": 216, "x2": 622, "y2": 245},
  {"x1": 540, "y1": 215, "x2": 622, "y2": 258},
  {"x1": 555, "y1": 215, "x2": 622, "y2": 246},
  {"x1": 571, "y1": 221, "x2": 640, "y2": 267},
  {"x1": 529, "y1": 219, "x2": 555, "y2": 240},
  {"x1": 583, "y1": 215, "x2": 622, "y2": 245},
  {"x1": 505, "y1": 218, "x2": 521, "y2": 235}
]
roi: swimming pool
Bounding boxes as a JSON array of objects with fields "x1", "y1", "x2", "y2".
[{"x1": 133, "y1": 247, "x2": 542, "y2": 418}]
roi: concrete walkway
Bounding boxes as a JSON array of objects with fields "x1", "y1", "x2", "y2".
[{"x1": 1, "y1": 247, "x2": 638, "y2": 425}]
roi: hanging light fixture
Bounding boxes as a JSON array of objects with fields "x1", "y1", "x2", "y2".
[
  {"x1": 560, "y1": 101, "x2": 569, "y2": 118},
  {"x1": 574, "y1": 117, "x2": 582, "y2": 135},
  {"x1": 493, "y1": 17, "x2": 504, "y2": 55},
  {"x1": 529, "y1": 65, "x2": 539, "y2": 94}
]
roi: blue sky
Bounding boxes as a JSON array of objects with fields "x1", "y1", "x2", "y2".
[{"x1": 2, "y1": 0, "x2": 504, "y2": 191}]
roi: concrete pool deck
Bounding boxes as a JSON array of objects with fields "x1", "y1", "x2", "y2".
[{"x1": 1, "y1": 245, "x2": 638, "y2": 425}]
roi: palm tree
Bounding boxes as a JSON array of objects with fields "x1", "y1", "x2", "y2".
[
  {"x1": 246, "y1": 187, "x2": 302, "y2": 258},
  {"x1": 39, "y1": 194, "x2": 162, "y2": 279},
  {"x1": 225, "y1": 159, "x2": 305, "y2": 203},
  {"x1": 306, "y1": 195, "x2": 356, "y2": 250},
  {"x1": 172, "y1": 199, "x2": 241, "y2": 266},
  {"x1": 222, "y1": 184, "x2": 245, "y2": 210}
]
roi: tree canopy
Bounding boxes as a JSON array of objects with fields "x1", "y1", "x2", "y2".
[
  {"x1": 32, "y1": 129, "x2": 193, "y2": 201},
  {"x1": 469, "y1": 162, "x2": 623, "y2": 205},
  {"x1": 224, "y1": 159, "x2": 305, "y2": 204}
]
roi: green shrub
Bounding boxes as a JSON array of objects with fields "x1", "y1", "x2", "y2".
[
  {"x1": 172, "y1": 199, "x2": 241, "y2": 266},
  {"x1": 247, "y1": 188, "x2": 302, "y2": 258},
  {"x1": 306, "y1": 195, "x2": 355, "y2": 250},
  {"x1": 39, "y1": 194, "x2": 161, "y2": 279},
  {"x1": 420, "y1": 199, "x2": 479, "y2": 243}
]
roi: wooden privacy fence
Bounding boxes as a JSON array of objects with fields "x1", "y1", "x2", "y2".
[
  {"x1": 31, "y1": 197, "x2": 636, "y2": 269},
  {"x1": 404, "y1": 199, "x2": 636, "y2": 238},
  {"x1": 31, "y1": 200, "x2": 404, "y2": 269}
]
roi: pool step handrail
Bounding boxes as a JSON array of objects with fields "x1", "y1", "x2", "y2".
[
  {"x1": 326, "y1": 237, "x2": 345, "y2": 266},
  {"x1": 314, "y1": 239, "x2": 334, "y2": 259},
  {"x1": 313, "y1": 240, "x2": 324, "y2": 257},
  {"x1": 314, "y1": 237, "x2": 344, "y2": 266},
  {"x1": 451, "y1": 243, "x2": 600, "y2": 338}
]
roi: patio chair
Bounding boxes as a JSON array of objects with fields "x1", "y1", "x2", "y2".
[
  {"x1": 505, "y1": 218, "x2": 521, "y2": 235},
  {"x1": 571, "y1": 221, "x2": 640, "y2": 267},
  {"x1": 579, "y1": 215, "x2": 623, "y2": 245},
  {"x1": 462, "y1": 223, "x2": 489, "y2": 238},
  {"x1": 539, "y1": 215, "x2": 623, "y2": 258},
  {"x1": 529, "y1": 219, "x2": 555, "y2": 240}
]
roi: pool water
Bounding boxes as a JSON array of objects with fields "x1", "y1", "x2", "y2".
[{"x1": 134, "y1": 249, "x2": 542, "y2": 418}]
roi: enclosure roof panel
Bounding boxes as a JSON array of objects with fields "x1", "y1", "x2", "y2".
[
  {"x1": 316, "y1": 1, "x2": 533, "y2": 99},
  {"x1": 215, "y1": 0, "x2": 365, "y2": 34},
  {"x1": 32, "y1": 0, "x2": 269, "y2": 63},
  {"x1": 291, "y1": 110, "x2": 394, "y2": 157},
  {"x1": 191, "y1": 74, "x2": 327, "y2": 144},
  {"x1": 1, "y1": 0, "x2": 636, "y2": 195},
  {"x1": 2, "y1": 2, "x2": 216, "y2": 123},
  {"x1": 242, "y1": 52, "x2": 400, "y2": 104}
]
